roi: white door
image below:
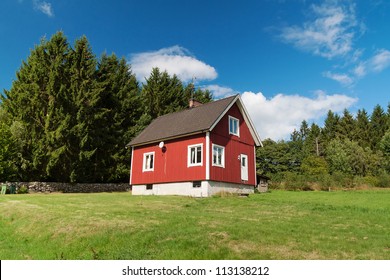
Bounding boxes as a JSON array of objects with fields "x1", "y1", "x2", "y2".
[{"x1": 241, "y1": 154, "x2": 248, "y2": 181}]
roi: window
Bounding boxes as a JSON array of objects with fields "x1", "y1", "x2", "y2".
[
  {"x1": 188, "y1": 144, "x2": 203, "y2": 167},
  {"x1": 143, "y1": 152, "x2": 154, "y2": 172},
  {"x1": 229, "y1": 116, "x2": 239, "y2": 136},
  {"x1": 146, "y1": 184, "x2": 153, "y2": 190},
  {"x1": 212, "y1": 144, "x2": 225, "y2": 167},
  {"x1": 193, "y1": 181, "x2": 202, "y2": 188}
]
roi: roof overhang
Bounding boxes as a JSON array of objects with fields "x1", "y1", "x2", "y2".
[{"x1": 127, "y1": 130, "x2": 208, "y2": 148}]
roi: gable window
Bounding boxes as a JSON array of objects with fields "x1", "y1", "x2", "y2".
[
  {"x1": 212, "y1": 144, "x2": 225, "y2": 167},
  {"x1": 143, "y1": 152, "x2": 155, "y2": 172},
  {"x1": 229, "y1": 116, "x2": 239, "y2": 136},
  {"x1": 188, "y1": 144, "x2": 203, "y2": 167}
]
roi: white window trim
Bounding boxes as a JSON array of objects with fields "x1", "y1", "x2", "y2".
[
  {"x1": 142, "y1": 152, "x2": 155, "y2": 172},
  {"x1": 188, "y1": 144, "x2": 203, "y2": 167},
  {"x1": 212, "y1": 144, "x2": 225, "y2": 168},
  {"x1": 229, "y1": 115, "x2": 240, "y2": 137}
]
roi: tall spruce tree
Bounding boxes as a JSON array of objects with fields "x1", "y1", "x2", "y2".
[
  {"x1": 337, "y1": 109, "x2": 355, "y2": 140},
  {"x1": 355, "y1": 109, "x2": 371, "y2": 148},
  {"x1": 67, "y1": 36, "x2": 107, "y2": 182},
  {"x1": 322, "y1": 110, "x2": 339, "y2": 146},
  {"x1": 2, "y1": 32, "x2": 71, "y2": 181},
  {"x1": 370, "y1": 105, "x2": 388, "y2": 151},
  {"x1": 96, "y1": 53, "x2": 141, "y2": 182}
]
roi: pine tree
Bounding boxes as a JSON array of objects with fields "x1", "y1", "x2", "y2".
[
  {"x1": 96, "y1": 53, "x2": 141, "y2": 182},
  {"x1": 355, "y1": 109, "x2": 370, "y2": 148},
  {"x1": 370, "y1": 105, "x2": 388, "y2": 151},
  {"x1": 0, "y1": 109, "x2": 18, "y2": 180},
  {"x1": 322, "y1": 110, "x2": 339, "y2": 146},
  {"x1": 67, "y1": 36, "x2": 106, "y2": 182},
  {"x1": 2, "y1": 32, "x2": 71, "y2": 181},
  {"x1": 337, "y1": 109, "x2": 355, "y2": 140}
]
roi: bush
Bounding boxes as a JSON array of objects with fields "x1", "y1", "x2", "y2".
[
  {"x1": 375, "y1": 172, "x2": 390, "y2": 188},
  {"x1": 317, "y1": 174, "x2": 333, "y2": 191},
  {"x1": 331, "y1": 172, "x2": 354, "y2": 189},
  {"x1": 353, "y1": 176, "x2": 378, "y2": 188},
  {"x1": 17, "y1": 185, "x2": 29, "y2": 194},
  {"x1": 282, "y1": 172, "x2": 312, "y2": 191}
]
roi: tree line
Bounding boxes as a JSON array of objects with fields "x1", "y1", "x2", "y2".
[
  {"x1": 0, "y1": 32, "x2": 212, "y2": 183},
  {"x1": 257, "y1": 106, "x2": 390, "y2": 189},
  {"x1": 2, "y1": 31, "x2": 389, "y2": 188}
]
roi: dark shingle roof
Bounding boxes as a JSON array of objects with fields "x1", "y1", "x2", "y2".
[{"x1": 128, "y1": 95, "x2": 238, "y2": 146}]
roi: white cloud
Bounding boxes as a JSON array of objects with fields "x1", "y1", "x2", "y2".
[
  {"x1": 326, "y1": 48, "x2": 390, "y2": 86},
  {"x1": 241, "y1": 90, "x2": 357, "y2": 140},
  {"x1": 323, "y1": 71, "x2": 354, "y2": 86},
  {"x1": 279, "y1": 0, "x2": 358, "y2": 59},
  {"x1": 129, "y1": 46, "x2": 217, "y2": 83},
  {"x1": 353, "y1": 63, "x2": 366, "y2": 78},
  {"x1": 368, "y1": 49, "x2": 390, "y2": 72},
  {"x1": 203, "y1": 85, "x2": 236, "y2": 98},
  {"x1": 33, "y1": 0, "x2": 54, "y2": 17}
]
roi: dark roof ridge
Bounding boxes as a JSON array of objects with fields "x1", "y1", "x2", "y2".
[{"x1": 155, "y1": 94, "x2": 238, "y2": 118}]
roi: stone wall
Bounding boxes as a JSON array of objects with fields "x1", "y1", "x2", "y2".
[{"x1": 1, "y1": 181, "x2": 130, "y2": 193}]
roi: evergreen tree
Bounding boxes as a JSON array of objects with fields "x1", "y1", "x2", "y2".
[
  {"x1": 380, "y1": 130, "x2": 390, "y2": 172},
  {"x1": 370, "y1": 105, "x2": 388, "y2": 150},
  {"x1": 299, "y1": 120, "x2": 310, "y2": 141},
  {"x1": 96, "y1": 53, "x2": 141, "y2": 182},
  {"x1": 337, "y1": 109, "x2": 355, "y2": 140},
  {"x1": 322, "y1": 110, "x2": 339, "y2": 146},
  {"x1": 0, "y1": 109, "x2": 18, "y2": 180},
  {"x1": 2, "y1": 32, "x2": 71, "y2": 181},
  {"x1": 355, "y1": 109, "x2": 370, "y2": 148},
  {"x1": 67, "y1": 36, "x2": 107, "y2": 182},
  {"x1": 141, "y1": 67, "x2": 212, "y2": 122}
]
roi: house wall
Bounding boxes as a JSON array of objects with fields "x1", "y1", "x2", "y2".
[
  {"x1": 130, "y1": 102, "x2": 257, "y2": 190},
  {"x1": 132, "y1": 180, "x2": 253, "y2": 197},
  {"x1": 131, "y1": 134, "x2": 206, "y2": 185},
  {"x1": 210, "y1": 103, "x2": 256, "y2": 186}
]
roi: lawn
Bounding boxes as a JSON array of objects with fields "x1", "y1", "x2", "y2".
[{"x1": 0, "y1": 190, "x2": 389, "y2": 260}]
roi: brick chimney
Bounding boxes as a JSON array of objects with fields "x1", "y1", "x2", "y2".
[{"x1": 189, "y1": 98, "x2": 203, "y2": 108}]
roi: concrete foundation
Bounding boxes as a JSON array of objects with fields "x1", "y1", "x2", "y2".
[{"x1": 131, "y1": 181, "x2": 254, "y2": 197}]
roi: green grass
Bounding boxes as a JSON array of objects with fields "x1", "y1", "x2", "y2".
[{"x1": 0, "y1": 190, "x2": 389, "y2": 260}]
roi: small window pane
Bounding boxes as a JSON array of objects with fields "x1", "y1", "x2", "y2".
[
  {"x1": 196, "y1": 147, "x2": 201, "y2": 163},
  {"x1": 229, "y1": 116, "x2": 239, "y2": 136}
]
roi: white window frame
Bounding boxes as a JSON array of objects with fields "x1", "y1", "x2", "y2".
[
  {"x1": 188, "y1": 144, "x2": 203, "y2": 167},
  {"x1": 212, "y1": 144, "x2": 225, "y2": 168},
  {"x1": 229, "y1": 115, "x2": 240, "y2": 136},
  {"x1": 142, "y1": 152, "x2": 155, "y2": 172}
]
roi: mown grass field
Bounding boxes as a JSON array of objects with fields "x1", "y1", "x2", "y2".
[{"x1": 0, "y1": 190, "x2": 389, "y2": 260}]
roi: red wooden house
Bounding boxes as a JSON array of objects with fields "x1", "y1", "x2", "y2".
[{"x1": 127, "y1": 94, "x2": 262, "y2": 196}]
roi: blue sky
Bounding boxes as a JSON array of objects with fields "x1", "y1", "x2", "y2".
[{"x1": 1, "y1": 0, "x2": 390, "y2": 140}]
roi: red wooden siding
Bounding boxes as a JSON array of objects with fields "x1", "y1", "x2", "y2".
[
  {"x1": 131, "y1": 134, "x2": 206, "y2": 185},
  {"x1": 209, "y1": 103, "x2": 256, "y2": 185}
]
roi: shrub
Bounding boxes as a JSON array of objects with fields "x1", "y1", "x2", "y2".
[
  {"x1": 282, "y1": 172, "x2": 312, "y2": 191},
  {"x1": 317, "y1": 174, "x2": 333, "y2": 191},
  {"x1": 353, "y1": 176, "x2": 378, "y2": 188},
  {"x1": 331, "y1": 172, "x2": 354, "y2": 189},
  {"x1": 17, "y1": 185, "x2": 29, "y2": 194},
  {"x1": 301, "y1": 156, "x2": 328, "y2": 176},
  {"x1": 375, "y1": 172, "x2": 390, "y2": 188}
]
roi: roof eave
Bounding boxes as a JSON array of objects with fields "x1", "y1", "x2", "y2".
[{"x1": 127, "y1": 130, "x2": 208, "y2": 148}]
